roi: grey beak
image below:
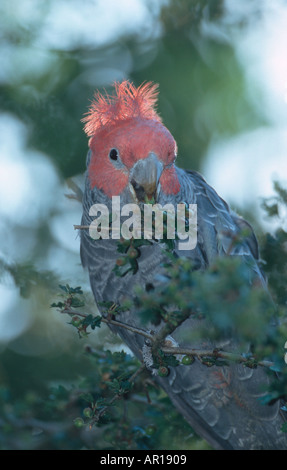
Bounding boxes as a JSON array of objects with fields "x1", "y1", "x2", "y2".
[{"x1": 130, "y1": 153, "x2": 163, "y2": 201}]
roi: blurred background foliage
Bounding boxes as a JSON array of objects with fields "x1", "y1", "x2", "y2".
[{"x1": 0, "y1": 0, "x2": 287, "y2": 450}]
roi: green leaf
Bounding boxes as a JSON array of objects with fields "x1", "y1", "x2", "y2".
[
  {"x1": 59, "y1": 284, "x2": 68, "y2": 293},
  {"x1": 70, "y1": 296, "x2": 85, "y2": 308},
  {"x1": 117, "y1": 243, "x2": 129, "y2": 253},
  {"x1": 50, "y1": 301, "x2": 65, "y2": 308},
  {"x1": 79, "y1": 392, "x2": 94, "y2": 403},
  {"x1": 129, "y1": 258, "x2": 139, "y2": 274},
  {"x1": 82, "y1": 314, "x2": 102, "y2": 330},
  {"x1": 70, "y1": 286, "x2": 83, "y2": 294},
  {"x1": 119, "y1": 380, "x2": 133, "y2": 393},
  {"x1": 262, "y1": 202, "x2": 279, "y2": 217},
  {"x1": 113, "y1": 263, "x2": 134, "y2": 277},
  {"x1": 164, "y1": 354, "x2": 180, "y2": 368},
  {"x1": 274, "y1": 181, "x2": 287, "y2": 204}
]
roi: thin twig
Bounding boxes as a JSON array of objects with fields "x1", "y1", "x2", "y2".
[
  {"x1": 62, "y1": 306, "x2": 273, "y2": 369},
  {"x1": 74, "y1": 225, "x2": 90, "y2": 230},
  {"x1": 161, "y1": 346, "x2": 274, "y2": 368},
  {"x1": 101, "y1": 317, "x2": 153, "y2": 341},
  {"x1": 151, "y1": 312, "x2": 191, "y2": 355},
  {"x1": 61, "y1": 306, "x2": 153, "y2": 341},
  {"x1": 92, "y1": 363, "x2": 146, "y2": 423}
]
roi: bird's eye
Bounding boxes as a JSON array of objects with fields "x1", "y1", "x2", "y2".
[{"x1": 109, "y1": 148, "x2": 119, "y2": 161}]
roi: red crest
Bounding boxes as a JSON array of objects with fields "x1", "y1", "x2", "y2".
[{"x1": 82, "y1": 81, "x2": 162, "y2": 137}]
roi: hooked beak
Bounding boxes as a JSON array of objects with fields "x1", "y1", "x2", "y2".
[{"x1": 129, "y1": 153, "x2": 163, "y2": 203}]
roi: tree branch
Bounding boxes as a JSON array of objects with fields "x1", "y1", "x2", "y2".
[
  {"x1": 61, "y1": 306, "x2": 273, "y2": 369},
  {"x1": 74, "y1": 225, "x2": 90, "y2": 230},
  {"x1": 91, "y1": 363, "x2": 146, "y2": 424},
  {"x1": 161, "y1": 346, "x2": 274, "y2": 368},
  {"x1": 61, "y1": 306, "x2": 154, "y2": 342}
]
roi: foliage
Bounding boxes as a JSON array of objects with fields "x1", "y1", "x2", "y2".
[
  {"x1": 0, "y1": 0, "x2": 286, "y2": 451},
  {"x1": 2, "y1": 187, "x2": 286, "y2": 450},
  {"x1": 0, "y1": 344, "x2": 201, "y2": 450},
  {"x1": 44, "y1": 181, "x2": 287, "y2": 448}
]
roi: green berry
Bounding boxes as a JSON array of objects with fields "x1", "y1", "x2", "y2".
[
  {"x1": 83, "y1": 407, "x2": 93, "y2": 418},
  {"x1": 127, "y1": 247, "x2": 139, "y2": 259},
  {"x1": 119, "y1": 237, "x2": 131, "y2": 246},
  {"x1": 71, "y1": 316, "x2": 82, "y2": 327},
  {"x1": 116, "y1": 257, "x2": 127, "y2": 266},
  {"x1": 73, "y1": 417, "x2": 84, "y2": 428},
  {"x1": 182, "y1": 355, "x2": 194, "y2": 365},
  {"x1": 158, "y1": 366, "x2": 169, "y2": 377}
]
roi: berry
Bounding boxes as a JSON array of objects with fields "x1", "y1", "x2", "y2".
[
  {"x1": 182, "y1": 355, "x2": 194, "y2": 365},
  {"x1": 119, "y1": 237, "x2": 131, "y2": 247},
  {"x1": 158, "y1": 366, "x2": 169, "y2": 377},
  {"x1": 73, "y1": 417, "x2": 85, "y2": 428},
  {"x1": 127, "y1": 247, "x2": 139, "y2": 259},
  {"x1": 71, "y1": 316, "x2": 82, "y2": 327},
  {"x1": 83, "y1": 407, "x2": 93, "y2": 418}
]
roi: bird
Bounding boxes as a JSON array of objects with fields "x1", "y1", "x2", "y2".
[{"x1": 79, "y1": 80, "x2": 287, "y2": 450}]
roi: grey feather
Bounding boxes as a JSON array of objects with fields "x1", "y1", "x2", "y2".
[{"x1": 80, "y1": 161, "x2": 287, "y2": 450}]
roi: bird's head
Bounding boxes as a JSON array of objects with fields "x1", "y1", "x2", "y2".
[{"x1": 82, "y1": 81, "x2": 180, "y2": 203}]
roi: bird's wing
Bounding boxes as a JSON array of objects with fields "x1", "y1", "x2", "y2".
[
  {"x1": 155, "y1": 169, "x2": 286, "y2": 449},
  {"x1": 180, "y1": 169, "x2": 266, "y2": 283},
  {"x1": 157, "y1": 356, "x2": 286, "y2": 449},
  {"x1": 184, "y1": 170, "x2": 256, "y2": 257}
]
